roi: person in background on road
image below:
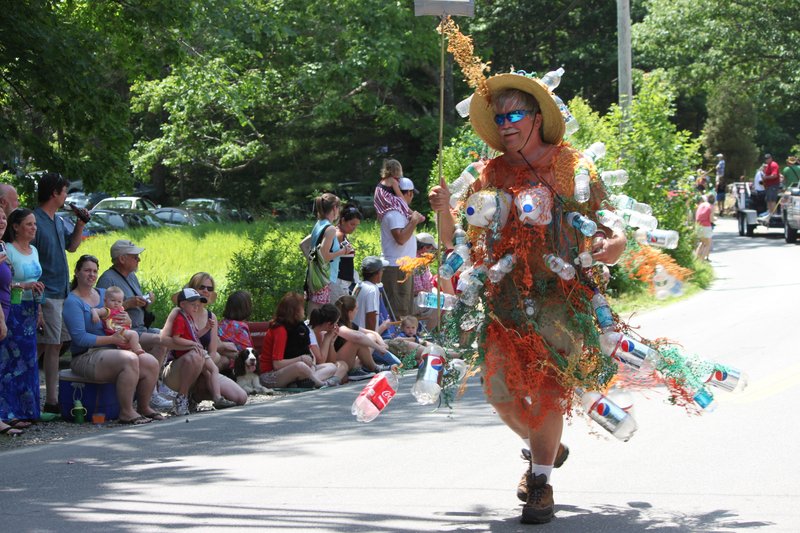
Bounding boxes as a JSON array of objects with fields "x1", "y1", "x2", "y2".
[
  {"x1": 695, "y1": 193, "x2": 715, "y2": 261},
  {"x1": 331, "y1": 204, "x2": 363, "y2": 302},
  {"x1": 714, "y1": 153, "x2": 726, "y2": 215},
  {"x1": 763, "y1": 153, "x2": 781, "y2": 214},
  {"x1": 63, "y1": 254, "x2": 163, "y2": 424},
  {"x1": 0, "y1": 184, "x2": 20, "y2": 216},
  {"x1": 380, "y1": 177, "x2": 425, "y2": 319},
  {"x1": 33, "y1": 172, "x2": 87, "y2": 417},
  {"x1": 782, "y1": 156, "x2": 800, "y2": 189},
  {"x1": 96, "y1": 239, "x2": 174, "y2": 412}
]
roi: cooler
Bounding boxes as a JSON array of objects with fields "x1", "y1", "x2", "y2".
[{"x1": 58, "y1": 370, "x2": 121, "y2": 421}]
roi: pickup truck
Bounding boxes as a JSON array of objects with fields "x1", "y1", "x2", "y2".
[{"x1": 733, "y1": 181, "x2": 800, "y2": 242}]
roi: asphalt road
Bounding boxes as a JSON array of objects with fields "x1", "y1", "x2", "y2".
[{"x1": 1, "y1": 217, "x2": 798, "y2": 532}]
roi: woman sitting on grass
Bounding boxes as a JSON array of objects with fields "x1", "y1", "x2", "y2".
[{"x1": 259, "y1": 292, "x2": 340, "y2": 389}]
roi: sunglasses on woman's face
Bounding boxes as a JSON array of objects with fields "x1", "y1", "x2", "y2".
[
  {"x1": 198, "y1": 284, "x2": 214, "y2": 291},
  {"x1": 494, "y1": 109, "x2": 531, "y2": 125}
]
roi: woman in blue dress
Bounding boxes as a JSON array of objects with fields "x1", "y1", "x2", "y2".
[{"x1": 0, "y1": 208, "x2": 45, "y2": 424}]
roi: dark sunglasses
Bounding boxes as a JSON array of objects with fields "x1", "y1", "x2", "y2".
[
  {"x1": 198, "y1": 284, "x2": 214, "y2": 291},
  {"x1": 494, "y1": 109, "x2": 531, "y2": 126}
]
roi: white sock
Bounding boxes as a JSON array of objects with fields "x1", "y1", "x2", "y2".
[{"x1": 532, "y1": 464, "x2": 553, "y2": 481}]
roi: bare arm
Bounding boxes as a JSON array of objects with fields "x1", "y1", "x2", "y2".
[
  {"x1": 429, "y1": 181, "x2": 456, "y2": 249},
  {"x1": 390, "y1": 211, "x2": 425, "y2": 245},
  {"x1": 319, "y1": 225, "x2": 349, "y2": 262}
]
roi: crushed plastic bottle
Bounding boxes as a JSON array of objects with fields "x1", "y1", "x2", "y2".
[
  {"x1": 449, "y1": 163, "x2": 482, "y2": 209},
  {"x1": 573, "y1": 167, "x2": 591, "y2": 203},
  {"x1": 352, "y1": 370, "x2": 400, "y2": 422},
  {"x1": 488, "y1": 254, "x2": 515, "y2": 283},
  {"x1": 566, "y1": 212, "x2": 598, "y2": 237},
  {"x1": 583, "y1": 142, "x2": 606, "y2": 163},
  {"x1": 600, "y1": 169, "x2": 629, "y2": 187},
  {"x1": 412, "y1": 346, "x2": 446, "y2": 405}
]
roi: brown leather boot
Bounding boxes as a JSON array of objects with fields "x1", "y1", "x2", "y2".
[
  {"x1": 520, "y1": 473, "x2": 555, "y2": 524},
  {"x1": 516, "y1": 443, "x2": 569, "y2": 502}
]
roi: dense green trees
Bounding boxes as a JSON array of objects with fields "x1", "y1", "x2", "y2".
[{"x1": 1, "y1": 0, "x2": 796, "y2": 208}]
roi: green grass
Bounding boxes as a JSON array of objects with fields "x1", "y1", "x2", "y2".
[{"x1": 68, "y1": 219, "x2": 711, "y2": 326}]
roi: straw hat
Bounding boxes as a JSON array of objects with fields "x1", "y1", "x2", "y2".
[
  {"x1": 787, "y1": 156, "x2": 798, "y2": 165},
  {"x1": 469, "y1": 71, "x2": 566, "y2": 152}
]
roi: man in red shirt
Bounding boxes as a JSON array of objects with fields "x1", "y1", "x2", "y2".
[{"x1": 763, "y1": 153, "x2": 781, "y2": 214}]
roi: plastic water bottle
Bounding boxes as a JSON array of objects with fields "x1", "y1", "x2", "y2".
[
  {"x1": 704, "y1": 365, "x2": 748, "y2": 394},
  {"x1": 459, "y1": 266, "x2": 487, "y2": 306},
  {"x1": 439, "y1": 243, "x2": 471, "y2": 277},
  {"x1": 523, "y1": 298, "x2": 536, "y2": 317},
  {"x1": 635, "y1": 228, "x2": 679, "y2": 249},
  {"x1": 592, "y1": 290, "x2": 614, "y2": 332},
  {"x1": 488, "y1": 254, "x2": 515, "y2": 283},
  {"x1": 599, "y1": 331, "x2": 660, "y2": 373},
  {"x1": 449, "y1": 163, "x2": 481, "y2": 209},
  {"x1": 689, "y1": 384, "x2": 717, "y2": 411},
  {"x1": 352, "y1": 370, "x2": 399, "y2": 422},
  {"x1": 576, "y1": 388, "x2": 638, "y2": 441},
  {"x1": 573, "y1": 167, "x2": 590, "y2": 203},
  {"x1": 610, "y1": 194, "x2": 652, "y2": 215},
  {"x1": 566, "y1": 212, "x2": 598, "y2": 237},
  {"x1": 543, "y1": 254, "x2": 576, "y2": 280},
  {"x1": 600, "y1": 170, "x2": 629, "y2": 187},
  {"x1": 515, "y1": 187, "x2": 553, "y2": 226},
  {"x1": 574, "y1": 251, "x2": 593, "y2": 268},
  {"x1": 465, "y1": 189, "x2": 513, "y2": 229},
  {"x1": 595, "y1": 209, "x2": 626, "y2": 236},
  {"x1": 552, "y1": 94, "x2": 579, "y2": 137},
  {"x1": 540, "y1": 67, "x2": 565, "y2": 90},
  {"x1": 583, "y1": 142, "x2": 606, "y2": 163},
  {"x1": 453, "y1": 224, "x2": 468, "y2": 246},
  {"x1": 619, "y1": 209, "x2": 658, "y2": 231},
  {"x1": 412, "y1": 346, "x2": 446, "y2": 405},
  {"x1": 415, "y1": 291, "x2": 458, "y2": 311},
  {"x1": 652, "y1": 265, "x2": 675, "y2": 300},
  {"x1": 455, "y1": 95, "x2": 472, "y2": 118}
]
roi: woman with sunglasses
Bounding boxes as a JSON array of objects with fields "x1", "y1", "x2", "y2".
[
  {"x1": 331, "y1": 204, "x2": 363, "y2": 302},
  {"x1": 62, "y1": 255, "x2": 163, "y2": 424},
  {"x1": 1, "y1": 209, "x2": 45, "y2": 425},
  {"x1": 160, "y1": 272, "x2": 246, "y2": 410}
]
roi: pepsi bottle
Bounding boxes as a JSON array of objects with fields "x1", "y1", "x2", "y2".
[
  {"x1": 412, "y1": 346, "x2": 446, "y2": 405},
  {"x1": 576, "y1": 388, "x2": 638, "y2": 441}
]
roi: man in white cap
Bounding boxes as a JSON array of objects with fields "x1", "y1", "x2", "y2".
[
  {"x1": 430, "y1": 69, "x2": 626, "y2": 523},
  {"x1": 96, "y1": 239, "x2": 174, "y2": 411},
  {"x1": 379, "y1": 176, "x2": 425, "y2": 319}
]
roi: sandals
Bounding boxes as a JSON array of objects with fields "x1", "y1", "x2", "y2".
[
  {"x1": 7, "y1": 419, "x2": 33, "y2": 429},
  {"x1": 118, "y1": 416, "x2": 152, "y2": 425},
  {"x1": 144, "y1": 412, "x2": 165, "y2": 421},
  {"x1": 0, "y1": 425, "x2": 23, "y2": 436}
]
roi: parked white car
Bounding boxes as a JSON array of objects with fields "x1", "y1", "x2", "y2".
[{"x1": 91, "y1": 196, "x2": 159, "y2": 212}]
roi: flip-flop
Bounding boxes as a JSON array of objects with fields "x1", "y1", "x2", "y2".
[
  {"x1": 39, "y1": 412, "x2": 59, "y2": 422},
  {"x1": 0, "y1": 426, "x2": 23, "y2": 436},
  {"x1": 144, "y1": 412, "x2": 165, "y2": 421},
  {"x1": 7, "y1": 419, "x2": 33, "y2": 429},
  {"x1": 118, "y1": 416, "x2": 152, "y2": 425}
]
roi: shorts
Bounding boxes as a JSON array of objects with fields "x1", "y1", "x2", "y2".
[
  {"x1": 308, "y1": 285, "x2": 331, "y2": 305},
  {"x1": 715, "y1": 192, "x2": 725, "y2": 203},
  {"x1": 696, "y1": 225, "x2": 713, "y2": 239},
  {"x1": 38, "y1": 298, "x2": 71, "y2": 345},
  {"x1": 70, "y1": 347, "x2": 115, "y2": 381},
  {"x1": 259, "y1": 371, "x2": 279, "y2": 389},
  {"x1": 766, "y1": 184, "x2": 780, "y2": 203}
]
